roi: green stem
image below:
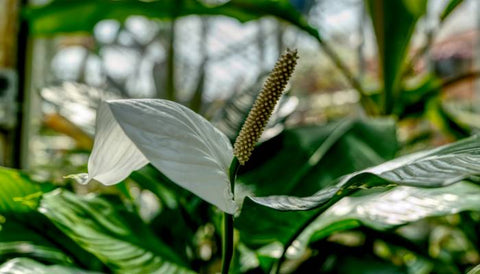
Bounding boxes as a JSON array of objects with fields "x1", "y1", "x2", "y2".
[{"x1": 221, "y1": 158, "x2": 240, "y2": 274}]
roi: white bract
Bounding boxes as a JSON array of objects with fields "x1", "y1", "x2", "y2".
[{"x1": 76, "y1": 99, "x2": 237, "y2": 214}]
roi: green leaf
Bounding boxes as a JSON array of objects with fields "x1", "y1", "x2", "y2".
[
  {"x1": 298, "y1": 253, "x2": 407, "y2": 274},
  {"x1": 0, "y1": 257, "x2": 101, "y2": 274},
  {"x1": 396, "y1": 75, "x2": 443, "y2": 118},
  {"x1": 366, "y1": 0, "x2": 427, "y2": 114},
  {"x1": 131, "y1": 166, "x2": 198, "y2": 263},
  {"x1": 0, "y1": 167, "x2": 54, "y2": 213},
  {"x1": 468, "y1": 264, "x2": 480, "y2": 274},
  {"x1": 249, "y1": 135, "x2": 480, "y2": 211},
  {"x1": 296, "y1": 181, "x2": 480, "y2": 255},
  {"x1": 234, "y1": 118, "x2": 397, "y2": 270},
  {"x1": 238, "y1": 118, "x2": 398, "y2": 197},
  {"x1": 25, "y1": 0, "x2": 320, "y2": 41},
  {"x1": 0, "y1": 167, "x2": 105, "y2": 269},
  {"x1": 39, "y1": 190, "x2": 194, "y2": 274},
  {"x1": 236, "y1": 135, "x2": 480, "y2": 271},
  {"x1": 426, "y1": 97, "x2": 470, "y2": 139},
  {"x1": 440, "y1": 0, "x2": 464, "y2": 22}
]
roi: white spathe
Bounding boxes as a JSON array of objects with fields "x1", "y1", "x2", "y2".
[{"x1": 78, "y1": 99, "x2": 237, "y2": 214}]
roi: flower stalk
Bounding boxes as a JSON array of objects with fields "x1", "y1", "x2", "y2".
[
  {"x1": 222, "y1": 49, "x2": 298, "y2": 273},
  {"x1": 221, "y1": 157, "x2": 239, "y2": 274},
  {"x1": 233, "y1": 49, "x2": 298, "y2": 165}
]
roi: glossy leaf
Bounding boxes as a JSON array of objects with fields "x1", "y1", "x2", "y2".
[
  {"x1": 236, "y1": 135, "x2": 480, "y2": 271},
  {"x1": 294, "y1": 181, "x2": 480, "y2": 257},
  {"x1": 0, "y1": 258, "x2": 100, "y2": 274},
  {"x1": 80, "y1": 99, "x2": 236, "y2": 214},
  {"x1": 238, "y1": 118, "x2": 397, "y2": 197},
  {"x1": 235, "y1": 119, "x2": 398, "y2": 256},
  {"x1": 468, "y1": 264, "x2": 480, "y2": 274},
  {"x1": 39, "y1": 190, "x2": 194, "y2": 274},
  {"x1": 0, "y1": 167, "x2": 53, "y2": 213},
  {"x1": 250, "y1": 135, "x2": 480, "y2": 211},
  {"x1": 0, "y1": 167, "x2": 104, "y2": 269}
]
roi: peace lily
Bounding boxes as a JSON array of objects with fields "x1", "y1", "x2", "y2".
[
  {"x1": 76, "y1": 99, "x2": 237, "y2": 214},
  {"x1": 75, "y1": 49, "x2": 298, "y2": 217}
]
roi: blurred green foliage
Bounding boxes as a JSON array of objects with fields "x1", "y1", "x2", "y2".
[{"x1": 1, "y1": 0, "x2": 479, "y2": 273}]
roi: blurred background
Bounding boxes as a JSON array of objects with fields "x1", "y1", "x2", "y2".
[{"x1": 2, "y1": 1, "x2": 480, "y2": 273}]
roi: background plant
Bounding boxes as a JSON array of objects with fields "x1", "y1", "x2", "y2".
[{"x1": 0, "y1": 0, "x2": 479, "y2": 273}]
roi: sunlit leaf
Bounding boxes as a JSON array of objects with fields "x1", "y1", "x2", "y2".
[
  {"x1": 0, "y1": 168, "x2": 53, "y2": 213},
  {"x1": 250, "y1": 135, "x2": 480, "y2": 210},
  {"x1": 238, "y1": 118, "x2": 397, "y2": 198},
  {"x1": 0, "y1": 167, "x2": 104, "y2": 269},
  {"x1": 293, "y1": 181, "x2": 480, "y2": 258},
  {"x1": 0, "y1": 258, "x2": 100, "y2": 274},
  {"x1": 39, "y1": 190, "x2": 194, "y2": 273},
  {"x1": 81, "y1": 99, "x2": 236, "y2": 214},
  {"x1": 468, "y1": 264, "x2": 480, "y2": 274},
  {"x1": 236, "y1": 135, "x2": 480, "y2": 271}
]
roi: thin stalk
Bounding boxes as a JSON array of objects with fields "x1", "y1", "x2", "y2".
[{"x1": 221, "y1": 157, "x2": 240, "y2": 274}]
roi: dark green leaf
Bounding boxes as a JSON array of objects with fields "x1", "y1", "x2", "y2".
[
  {"x1": 236, "y1": 135, "x2": 480, "y2": 271},
  {"x1": 238, "y1": 118, "x2": 397, "y2": 197},
  {"x1": 366, "y1": 0, "x2": 427, "y2": 113},
  {"x1": 39, "y1": 190, "x2": 194, "y2": 273},
  {"x1": 396, "y1": 75, "x2": 442, "y2": 118},
  {"x1": 25, "y1": 0, "x2": 321, "y2": 43},
  {"x1": 0, "y1": 167, "x2": 103, "y2": 269},
  {"x1": 235, "y1": 118, "x2": 397, "y2": 270},
  {"x1": 249, "y1": 135, "x2": 480, "y2": 211},
  {"x1": 440, "y1": 0, "x2": 464, "y2": 22}
]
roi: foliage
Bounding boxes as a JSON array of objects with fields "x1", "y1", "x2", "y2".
[{"x1": 7, "y1": 0, "x2": 479, "y2": 273}]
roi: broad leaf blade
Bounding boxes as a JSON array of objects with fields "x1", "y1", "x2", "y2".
[
  {"x1": 39, "y1": 190, "x2": 194, "y2": 274},
  {"x1": 366, "y1": 0, "x2": 427, "y2": 113},
  {"x1": 25, "y1": 0, "x2": 322, "y2": 43},
  {"x1": 250, "y1": 135, "x2": 480, "y2": 210},
  {"x1": 0, "y1": 167, "x2": 53, "y2": 213},
  {"x1": 0, "y1": 258, "x2": 101, "y2": 274},
  {"x1": 298, "y1": 181, "x2": 480, "y2": 254},
  {"x1": 236, "y1": 135, "x2": 480, "y2": 271},
  {"x1": 235, "y1": 118, "x2": 398, "y2": 266},
  {"x1": 0, "y1": 167, "x2": 104, "y2": 269},
  {"x1": 238, "y1": 118, "x2": 397, "y2": 197}
]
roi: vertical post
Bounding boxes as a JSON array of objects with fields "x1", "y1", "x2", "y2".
[
  {"x1": 13, "y1": 0, "x2": 29, "y2": 168},
  {"x1": 475, "y1": 0, "x2": 480, "y2": 111},
  {"x1": 0, "y1": 0, "x2": 21, "y2": 167}
]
